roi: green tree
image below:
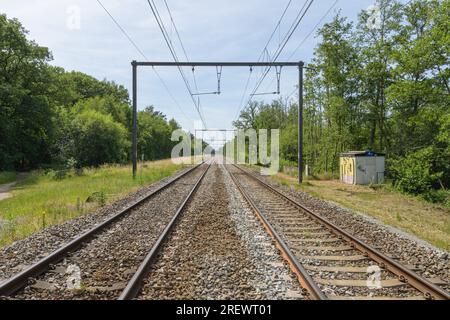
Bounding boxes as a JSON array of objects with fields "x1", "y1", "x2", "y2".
[
  {"x1": 233, "y1": 1, "x2": 449, "y2": 203},
  {"x1": 0, "y1": 14, "x2": 54, "y2": 169},
  {"x1": 306, "y1": 14, "x2": 361, "y2": 173},
  {"x1": 71, "y1": 110, "x2": 129, "y2": 167},
  {"x1": 387, "y1": 0, "x2": 446, "y2": 153},
  {"x1": 137, "y1": 107, "x2": 179, "y2": 161},
  {"x1": 356, "y1": 0, "x2": 402, "y2": 151},
  {"x1": 73, "y1": 96, "x2": 131, "y2": 129}
]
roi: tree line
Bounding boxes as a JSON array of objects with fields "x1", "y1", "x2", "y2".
[
  {"x1": 0, "y1": 14, "x2": 181, "y2": 171},
  {"x1": 234, "y1": 0, "x2": 449, "y2": 204}
]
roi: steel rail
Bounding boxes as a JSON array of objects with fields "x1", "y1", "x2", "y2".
[
  {"x1": 225, "y1": 165, "x2": 326, "y2": 300},
  {"x1": 232, "y1": 164, "x2": 450, "y2": 300},
  {"x1": 119, "y1": 162, "x2": 212, "y2": 300},
  {"x1": 0, "y1": 162, "x2": 205, "y2": 297}
]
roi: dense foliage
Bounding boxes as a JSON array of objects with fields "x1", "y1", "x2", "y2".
[
  {"x1": 234, "y1": 0, "x2": 449, "y2": 204},
  {"x1": 0, "y1": 14, "x2": 180, "y2": 170}
]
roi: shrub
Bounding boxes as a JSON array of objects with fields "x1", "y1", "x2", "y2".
[
  {"x1": 389, "y1": 147, "x2": 446, "y2": 201},
  {"x1": 53, "y1": 170, "x2": 69, "y2": 180},
  {"x1": 86, "y1": 191, "x2": 107, "y2": 206},
  {"x1": 71, "y1": 110, "x2": 130, "y2": 167},
  {"x1": 422, "y1": 189, "x2": 450, "y2": 205}
]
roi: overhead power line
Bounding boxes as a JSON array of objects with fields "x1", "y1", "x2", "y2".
[
  {"x1": 234, "y1": 67, "x2": 253, "y2": 121},
  {"x1": 260, "y1": 0, "x2": 339, "y2": 94},
  {"x1": 249, "y1": 0, "x2": 314, "y2": 97},
  {"x1": 235, "y1": 0, "x2": 315, "y2": 122},
  {"x1": 162, "y1": 0, "x2": 207, "y2": 123},
  {"x1": 96, "y1": 0, "x2": 148, "y2": 61},
  {"x1": 234, "y1": 0, "x2": 294, "y2": 120},
  {"x1": 287, "y1": 0, "x2": 338, "y2": 61},
  {"x1": 162, "y1": 0, "x2": 190, "y2": 63},
  {"x1": 256, "y1": 0, "x2": 294, "y2": 63},
  {"x1": 146, "y1": 0, "x2": 207, "y2": 128},
  {"x1": 95, "y1": 0, "x2": 193, "y2": 123},
  {"x1": 163, "y1": 1, "x2": 200, "y2": 91}
]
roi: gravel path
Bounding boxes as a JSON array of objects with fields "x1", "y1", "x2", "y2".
[
  {"x1": 0, "y1": 173, "x2": 28, "y2": 201},
  {"x1": 139, "y1": 163, "x2": 304, "y2": 300},
  {"x1": 244, "y1": 166, "x2": 450, "y2": 291}
]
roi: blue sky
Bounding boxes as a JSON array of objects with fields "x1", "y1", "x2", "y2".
[{"x1": 1, "y1": 0, "x2": 397, "y2": 138}]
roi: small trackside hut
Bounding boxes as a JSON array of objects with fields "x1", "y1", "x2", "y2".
[{"x1": 339, "y1": 151, "x2": 385, "y2": 185}]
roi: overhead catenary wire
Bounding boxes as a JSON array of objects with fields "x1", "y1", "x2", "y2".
[
  {"x1": 234, "y1": 67, "x2": 254, "y2": 121},
  {"x1": 250, "y1": 66, "x2": 283, "y2": 96},
  {"x1": 287, "y1": 0, "x2": 339, "y2": 61},
  {"x1": 256, "y1": 0, "x2": 294, "y2": 63},
  {"x1": 161, "y1": 0, "x2": 212, "y2": 131},
  {"x1": 249, "y1": 0, "x2": 314, "y2": 97},
  {"x1": 149, "y1": 0, "x2": 207, "y2": 127},
  {"x1": 96, "y1": 0, "x2": 147, "y2": 61},
  {"x1": 238, "y1": 0, "x2": 314, "y2": 121},
  {"x1": 95, "y1": 0, "x2": 193, "y2": 123},
  {"x1": 274, "y1": 0, "x2": 312, "y2": 59},
  {"x1": 162, "y1": 0, "x2": 190, "y2": 64},
  {"x1": 162, "y1": 1, "x2": 205, "y2": 103},
  {"x1": 146, "y1": 0, "x2": 207, "y2": 128},
  {"x1": 234, "y1": 0, "x2": 294, "y2": 120},
  {"x1": 235, "y1": 0, "x2": 315, "y2": 122},
  {"x1": 260, "y1": 0, "x2": 339, "y2": 95}
]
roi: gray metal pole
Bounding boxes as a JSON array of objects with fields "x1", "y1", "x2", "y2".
[
  {"x1": 134, "y1": 61, "x2": 299, "y2": 67},
  {"x1": 132, "y1": 61, "x2": 137, "y2": 179},
  {"x1": 298, "y1": 62, "x2": 304, "y2": 184}
]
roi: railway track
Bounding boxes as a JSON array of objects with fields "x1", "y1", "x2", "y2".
[
  {"x1": 119, "y1": 160, "x2": 212, "y2": 299},
  {"x1": 121, "y1": 162, "x2": 304, "y2": 300},
  {"x1": 1, "y1": 160, "x2": 304, "y2": 300},
  {"x1": 225, "y1": 164, "x2": 450, "y2": 300},
  {"x1": 1, "y1": 158, "x2": 447, "y2": 300},
  {"x1": 0, "y1": 161, "x2": 210, "y2": 299}
]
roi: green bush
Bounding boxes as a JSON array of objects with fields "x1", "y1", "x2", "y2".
[
  {"x1": 389, "y1": 147, "x2": 446, "y2": 202},
  {"x1": 280, "y1": 125, "x2": 298, "y2": 163},
  {"x1": 53, "y1": 170, "x2": 69, "y2": 180},
  {"x1": 72, "y1": 110, "x2": 130, "y2": 167},
  {"x1": 86, "y1": 191, "x2": 107, "y2": 206},
  {"x1": 421, "y1": 189, "x2": 449, "y2": 205}
]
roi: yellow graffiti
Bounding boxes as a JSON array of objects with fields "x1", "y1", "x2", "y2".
[{"x1": 340, "y1": 157, "x2": 355, "y2": 184}]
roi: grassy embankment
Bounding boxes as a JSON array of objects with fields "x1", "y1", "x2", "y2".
[
  {"x1": 270, "y1": 171, "x2": 450, "y2": 251},
  {"x1": 0, "y1": 159, "x2": 187, "y2": 247}
]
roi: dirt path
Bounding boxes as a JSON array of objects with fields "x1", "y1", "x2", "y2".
[{"x1": 0, "y1": 173, "x2": 28, "y2": 201}]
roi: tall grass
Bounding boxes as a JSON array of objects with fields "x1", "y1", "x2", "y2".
[
  {"x1": 0, "y1": 159, "x2": 185, "y2": 247},
  {"x1": 0, "y1": 172, "x2": 16, "y2": 184}
]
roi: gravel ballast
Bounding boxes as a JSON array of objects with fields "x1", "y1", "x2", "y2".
[
  {"x1": 244, "y1": 166, "x2": 450, "y2": 290},
  {"x1": 139, "y1": 163, "x2": 304, "y2": 300}
]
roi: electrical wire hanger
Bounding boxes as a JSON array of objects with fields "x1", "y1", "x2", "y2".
[
  {"x1": 192, "y1": 66, "x2": 223, "y2": 95},
  {"x1": 251, "y1": 66, "x2": 282, "y2": 96}
]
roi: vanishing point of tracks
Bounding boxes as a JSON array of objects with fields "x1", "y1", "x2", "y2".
[{"x1": 226, "y1": 164, "x2": 450, "y2": 300}]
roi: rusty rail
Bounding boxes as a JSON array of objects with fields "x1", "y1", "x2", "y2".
[
  {"x1": 230, "y1": 164, "x2": 450, "y2": 300},
  {"x1": 119, "y1": 162, "x2": 212, "y2": 299},
  {"x1": 225, "y1": 165, "x2": 326, "y2": 300}
]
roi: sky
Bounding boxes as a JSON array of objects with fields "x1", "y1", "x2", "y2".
[{"x1": 1, "y1": 0, "x2": 397, "y2": 142}]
